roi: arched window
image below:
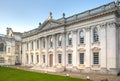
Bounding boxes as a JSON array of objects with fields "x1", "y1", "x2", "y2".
[
  {"x1": 93, "y1": 27, "x2": 99, "y2": 42},
  {"x1": 0, "y1": 57, "x2": 4, "y2": 63},
  {"x1": 58, "y1": 35, "x2": 62, "y2": 46},
  {"x1": 0, "y1": 43, "x2": 4, "y2": 51},
  {"x1": 68, "y1": 33, "x2": 72, "y2": 45},
  {"x1": 79, "y1": 30, "x2": 84, "y2": 44},
  {"x1": 50, "y1": 36, "x2": 53, "y2": 47}
]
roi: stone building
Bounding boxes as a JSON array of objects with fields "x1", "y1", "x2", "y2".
[
  {"x1": 0, "y1": 28, "x2": 22, "y2": 65},
  {"x1": 22, "y1": 1, "x2": 120, "y2": 74}
]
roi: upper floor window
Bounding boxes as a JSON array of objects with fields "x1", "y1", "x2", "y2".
[
  {"x1": 36, "y1": 40, "x2": 39, "y2": 49},
  {"x1": 26, "y1": 42, "x2": 29, "y2": 50},
  {"x1": 31, "y1": 41, "x2": 34, "y2": 50},
  {"x1": 8, "y1": 48, "x2": 10, "y2": 53},
  {"x1": 58, "y1": 35, "x2": 62, "y2": 46},
  {"x1": 93, "y1": 27, "x2": 99, "y2": 42},
  {"x1": 43, "y1": 38, "x2": 45, "y2": 48},
  {"x1": 50, "y1": 36, "x2": 53, "y2": 48},
  {"x1": 0, "y1": 43, "x2": 4, "y2": 51},
  {"x1": 68, "y1": 33, "x2": 72, "y2": 45},
  {"x1": 79, "y1": 30, "x2": 84, "y2": 44}
]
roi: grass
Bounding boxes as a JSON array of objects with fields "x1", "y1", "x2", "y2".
[{"x1": 0, "y1": 66, "x2": 91, "y2": 81}]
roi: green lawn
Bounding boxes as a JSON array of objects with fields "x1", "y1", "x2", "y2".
[{"x1": 0, "y1": 66, "x2": 90, "y2": 81}]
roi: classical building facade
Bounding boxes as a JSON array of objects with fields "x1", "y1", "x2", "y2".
[
  {"x1": 22, "y1": 1, "x2": 120, "y2": 74},
  {"x1": 0, "y1": 28, "x2": 22, "y2": 65}
]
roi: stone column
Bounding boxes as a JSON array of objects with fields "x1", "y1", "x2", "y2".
[
  {"x1": 85, "y1": 27, "x2": 91, "y2": 71},
  {"x1": 39, "y1": 38, "x2": 41, "y2": 65},
  {"x1": 106, "y1": 22, "x2": 117, "y2": 74},
  {"x1": 100, "y1": 24, "x2": 107, "y2": 72},
  {"x1": 53, "y1": 34, "x2": 56, "y2": 66},
  {"x1": 62, "y1": 32, "x2": 66, "y2": 67},
  {"x1": 45, "y1": 36, "x2": 48, "y2": 66},
  {"x1": 72, "y1": 30, "x2": 77, "y2": 67}
]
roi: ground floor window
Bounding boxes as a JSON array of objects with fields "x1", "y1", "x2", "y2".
[
  {"x1": 36, "y1": 55, "x2": 39, "y2": 63},
  {"x1": 68, "y1": 54, "x2": 72, "y2": 64},
  {"x1": 43, "y1": 55, "x2": 45, "y2": 63},
  {"x1": 58, "y1": 54, "x2": 62, "y2": 63},
  {"x1": 26, "y1": 55, "x2": 29, "y2": 63},
  {"x1": 31, "y1": 55, "x2": 33, "y2": 63},
  {"x1": 0, "y1": 57, "x2": 4, "y2": 63},
  {"x1": 79, "y1": 53, "x2": 84, "y2": 64},
  {"x1": 93, "y1": 52, "x2": 99, "y2": 64}
]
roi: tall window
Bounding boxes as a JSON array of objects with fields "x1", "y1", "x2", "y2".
[
  {"x1": 26, "y1": 42, "x2": 29, "y2": 50},
  {"x1": 31, "y1": 41, "x2": 34, "y2": 50},
  {"x1": 43, "y1": 55, "x2": 45, "y2": 63},
  {"x1": 50, "y1": 36, "x2": 53, "y2": 48},
  {"x1": 93, "y1": 52, "x2": 99, "y2": 64},
  {"x1": 58, "y1": 54, "x2": 62, "y2": 63},
  {"x1": 58, "y1": 35, "x2": 62, "y2": 46},
  {"x1": 26, "y1": 54, "x2": 29, "y2": 64},
  {"x1": 0, "y1": 43, "x2": 4, "y2": 51},
  {"x1": 8, "y1": 48, "x2": 10, "y2": 53},
  {"x1": 93, "y1": 28, "x2": 99, "y2": 42},
  {"x1": 43, "y1": 38, "x2": 45, "y2": 48},
  {"x1": 68, "y1": 33, "x2": 72, "y2": 45},
  {"x1": 0, "y1": 57, "x2": 4, "y2": 63},
  {"x1": 68, "y1": 54, "x2": 72, "y2": 64},
  {"x1": 37, "y1": 40, "x2": 39, "y2": 49},
  {"x1": 79, "y1": 53, "x2": 84, "y2": 64},
  {"x1": 79, "y1": 30, "x2": 84, "y2": 44},
  {"x1": 31, "y1": 55, "x2": 33, "y2": 63},
  {"x1": 36, "y1": 55, "x2": 39, "y2": 63}
]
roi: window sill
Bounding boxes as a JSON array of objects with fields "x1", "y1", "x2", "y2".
[
  {"x1": 67, "y1": 45, "x2": 73, "y2": 48},
  {"x1": 92, "y1": 64, "x2": 100, "y2": 68},
  {"x1": 92, "y1": 42, "x2": 100, "y2": 45}
]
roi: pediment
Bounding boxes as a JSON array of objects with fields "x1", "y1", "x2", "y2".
[
  {"x1": 77, "y1": 48, "x2": 86, "y2": 52},
  {"x1": 92, "y1": 47, "x2": 101, "y2": 52},
  {"x1": 40, "y1": 19, "x2": 62, "y2": 31}
]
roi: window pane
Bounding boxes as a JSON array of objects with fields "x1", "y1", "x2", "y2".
[
  {"x1": 50, "y1": 37, "x2": 53, "y2": 47},
  {"x1": 58, "y1": 35, "x2": 62, "y2": 46},
  {"x1": 58, "y1": 54, "x2": 62, "y2": 63},
  {"x1": 0, "y1": 57, "x2": 4, "y2": 63},
  {"x1": 68, "y1": 33, "x2": 72, "y2": 45},
  {"x1": 93, "y1": 28, "x2": 99, "y2": 42},
  {"x1": 68, "y1": 54, "x2": 72, "y2": 64},
  {"x1": 31, "y1": 55, "x2": 33, "y2": 63},
  {"x1": 37, "y1": 55, "x2": 39, "y2": 63},
  {"x1": 93, "y1": 52, "x2": 99, "y2": 64},
  {"x1": 0, "y1": 43, "x2": 4, "y2": 51},
  {"x1": 80, "y1": 53, "x2": 84, "y2": 64},
  {"x1": 37, "y1": 40, "x2": 39, "y2": 49},
  {"x1": 79, "y1": 31, "x2": 84, "y2": 44},
  {"x1": 43, "y1": 55, "x2": 45, "y2": 63}
]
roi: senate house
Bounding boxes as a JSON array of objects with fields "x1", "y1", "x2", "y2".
[{"x1": 0, "y1": 1, "x2": 120, "y2": 75}]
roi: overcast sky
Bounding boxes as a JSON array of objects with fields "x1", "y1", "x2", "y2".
[{"x1": 0, "y1": 0, "x2": 115, "y2": 34}]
